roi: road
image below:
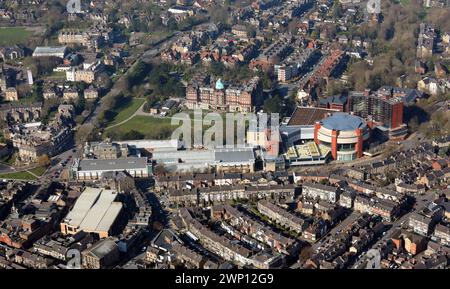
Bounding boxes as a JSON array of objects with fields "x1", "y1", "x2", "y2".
[
  {"x1": 289, "y1": 131, "x2": 428, "y2": 176},
  {"x1": 80, "y1": 29, "x2": 193, "y2": 140},
  {"x1": 278, "y1": 48, "x2": 325, "y2": 99},
  {"x1": 2, "y1": 28, "x2": 201, "y2": 180},
  {"x1": 0, "y1": 163, "x2": 16, "y2": 174},
  {"x1": 106, "y1": 98, "x2": 209, "y2": 130},
  {"x1": 314, "y1": 212, "x2": 361, "y2": 250},
  {"x1": 81, "y1": 31, "x2": 183, "y2": 126},
  {"x1": 135, "y1": 179, "x2": 169, "y2": 228},
  {"x1": 106, "y1": 100, "x2": 148, "y2": 130},
  {"x1": 351, "y1": 189, "x2": 437, "y2": 268},
  {"x1": 3, "y1": 38, "x2": 169, "y2": 179},
  {"x1": 38, "y1": 142, "x2": 79, "y2": 182},
  {"x1": 400, "y1": 131, "x2": 424, "y2": 151},
  {"x1": 291, "y1": 212, "x2": 360, "y2": 268}
]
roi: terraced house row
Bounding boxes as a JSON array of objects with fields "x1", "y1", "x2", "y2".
[
  {"x1": 257, "y1": 200, "x2": 309, "y2": 234},
  {"x1": 178, "y1": 208, "x2": 283, "y2": 269},
  {"x1": 211, "y1": 204, "x2": 300, "y2": 255},
  {"x1": 168, "y1": 184, "x2": 296, "y2": 207}
]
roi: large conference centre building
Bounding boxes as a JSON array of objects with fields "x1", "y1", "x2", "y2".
[{"x1": 314, "y1": 113, "x2": 370, "y2": 162}]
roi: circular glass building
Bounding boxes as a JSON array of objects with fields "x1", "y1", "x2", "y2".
[{"x1": 314, "y1": 113, "x2": 370, "y2": 161}]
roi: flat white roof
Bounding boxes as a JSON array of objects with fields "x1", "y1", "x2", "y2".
[
  {"x1": 78, "y1": 157, "x2": 148, "y2": 172},
  {"x1": 33, "y1": 46, "x2": 67, "y2": 54},
  {"x1": 23, "y1": 122, "x2": 42, "y2": 128},
  {"x1": 152, "y1": 150, "x2": 214, "y2": 162},
  {"x1": 115, "y1": 139, "x2": 181, "y2": 151},
  {"x1": 152, "y1": 147, "x2": 256, "y2": 165}
]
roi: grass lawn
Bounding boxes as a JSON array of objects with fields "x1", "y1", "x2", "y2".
[
  {"x1": 0, "y1": 170, "x2": 36, "y2": 181},
  {"x1": 28, "y1": 166, "x2": 48, "y2": 177},
  {"x1": 105, "y1": 109, "x2": 249, "y2": 142},
  {"x1": 105, "y1": 115, "x2": 176, "y2": 139},
  {"x1": 106, "y1": 111, "x2": 252, "y2": 144},
  {"x1": 109, "y1": 98, "x2": 146, "y2": 126},
  {"x1": 44, "y1": 71, "x2": 67, "y2": 81},
  {"x1": 0, "y1": 27, "x2": 33, "y2": 45}
]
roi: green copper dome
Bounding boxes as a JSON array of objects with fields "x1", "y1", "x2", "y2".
[{"x1": 215, "y1": 78, "x2": 225, "y2": 90}]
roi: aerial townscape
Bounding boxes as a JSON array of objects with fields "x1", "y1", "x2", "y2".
[{"x1": 0, "y1": 0, "x2": 449, "y2": 272}]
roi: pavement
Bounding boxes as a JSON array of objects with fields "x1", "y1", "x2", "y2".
[
  {"x1": 0, "y1": 163, "x2": 15, "y2": 174},
  {"x1": 312, "y1": 211, "x2": 361, "y2": 251},
  {"x1": 44, "y1": 144, "x2": 80, "y2": 181},
  {"x1": 106, "y1": 98, "x2": 210, "y2": 130},
  {"x1": 106, "y1": 100, "x2": 148, "y2": 130},
  {"x1": 351, "y1": 189, "x2": 437, "y2": 268},
  {"x1": 278, "y1": 53, "x2": 325, "y2": 98},
  {"x1": 290, "y1": 211, "x2": 361, "y2": 268},
  {"x1": 79, "y1": 29, "x2": 196, "y2": 140},
  {"x1": 135, "y1": 179, "x2": 169, "y2": 228}
]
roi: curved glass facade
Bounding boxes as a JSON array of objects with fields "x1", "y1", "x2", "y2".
[{"x1": 337, "y1": 152, "x2": 356, "y2": 161}]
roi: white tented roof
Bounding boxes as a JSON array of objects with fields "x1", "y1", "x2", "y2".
[{"x1": 63, "y1": 187, "x2": 122, "y2": 234}]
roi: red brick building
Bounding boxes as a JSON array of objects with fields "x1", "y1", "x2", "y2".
[
  {"x1": 185, "y1": 76, "x2": 261, "y2": 112},
  {"x1": 314, "y1": 113, "x2": 370, "y2": 161}
]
